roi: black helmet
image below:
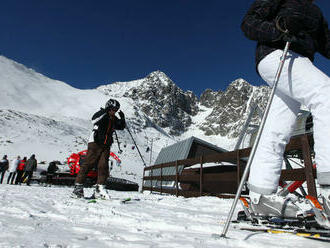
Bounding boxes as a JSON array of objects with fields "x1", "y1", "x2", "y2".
[{"x1": 105, "y1": 99, "x2": 120, "y2": 110}]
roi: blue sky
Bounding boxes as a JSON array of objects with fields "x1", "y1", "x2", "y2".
[{"x1": 1, "y1": 0, "x2": 329, "y2": 96}]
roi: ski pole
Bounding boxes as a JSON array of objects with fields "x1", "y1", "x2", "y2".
[
  {"x1": 126, "y1": 125, "x2": 147, "y2": 166},
  {"x1": 114, "y1": 131, "x2": 123, "y2": 154},
  {"x1": 220, "y1": 41, "x2": 291, "y2": 238}
]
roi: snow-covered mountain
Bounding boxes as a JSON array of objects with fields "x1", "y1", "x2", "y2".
[{"x1": 0, "y1": 55, "x2": 270, "y2": 185}]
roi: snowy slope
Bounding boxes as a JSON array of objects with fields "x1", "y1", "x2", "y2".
[
  {"x1": 0, "y1": 56, "x2": 177, "y2": 186},
  {"x1": 0, "y1": 56, "x2": 107, "y2": 118},
  {"x1": 0, "y1": 184, "x2": 326, "y2": 248}
]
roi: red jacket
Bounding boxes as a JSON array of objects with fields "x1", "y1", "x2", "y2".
[{"x1": 17, "y1": 159, "x2": 26, "y2": 171}]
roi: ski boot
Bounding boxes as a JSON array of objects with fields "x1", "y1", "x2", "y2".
[
  {"x1": 71, "y1": 183, "x2": 84, "y2": 198},
  {"x1": 93, "y1": 184, "x2": 111, "y2": 200},
  {"x1": 249, "y1": 191, "x2": 306, "y2": 219}
]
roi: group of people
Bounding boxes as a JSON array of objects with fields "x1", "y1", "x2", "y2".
[{"x1": 0, "y1": 154, "x2": 37, "y2": 186}]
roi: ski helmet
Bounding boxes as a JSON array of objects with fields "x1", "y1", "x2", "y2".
[{"x1": 105, "y1": 99, "x2": 120, "y2": 110}]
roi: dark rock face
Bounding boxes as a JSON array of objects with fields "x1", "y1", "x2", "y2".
[
  {"x1": 123, "y1": 71, "x2": 199, "y2": 135},
  {"x1": 200, "y1": 89, "x2": 223, "y2": 108},
  {"x1": 199, "y1": 79, "x2": 269, "y2": 138}
]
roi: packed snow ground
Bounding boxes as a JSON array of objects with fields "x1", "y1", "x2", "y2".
[{"x1": 0, "y1": 184, "x2": 327, "y2": 248}]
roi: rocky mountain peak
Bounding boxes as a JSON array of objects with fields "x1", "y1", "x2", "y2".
[
  {"x1": 198, "y1": 79, "x2": 270, "y2": 138},
  {"x1": 122, "y1": 71, "x2": 199, "y2": 136}
]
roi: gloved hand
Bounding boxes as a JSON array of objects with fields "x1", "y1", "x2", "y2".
[
  {"x1": 275, "y1": 16, "x2": 298, "y2": 43},
  {"x1": 281, "y1": 33, "x2": 297, "y2": 43},
  {"x1": 282, "y1": 16, "x2": 304, "y2": 35},
  {"x1": 118, "y1": 110, "x2": 125, "y2": 119}
]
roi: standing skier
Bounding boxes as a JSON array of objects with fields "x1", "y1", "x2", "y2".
[
  {"x1": 241, "y1": 0, "x2": 330, "y2": 226},
  {"x1": 0, "y1": 155, "x2": 9, "y2": 184},
  {"x1": 15, "y1": 156, "x2": 27, "y2": 185},
  {"x1": 72, "y1": 99, "x2": 126, "y2": 199},
  {"x1": 7, "y1": 156, "x2": 20, "y2": 184},
  {"x1": 23, "y1": 154, "x2": 37, "y2": 186}
]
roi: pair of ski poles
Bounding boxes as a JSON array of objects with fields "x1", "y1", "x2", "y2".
[{"x1": 221, "y1": 41, "x2": 291, "y2": 237}]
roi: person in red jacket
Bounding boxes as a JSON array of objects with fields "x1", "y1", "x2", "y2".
[{"x1": 15, "y1": 157, "x2": 27, "y2": 185}]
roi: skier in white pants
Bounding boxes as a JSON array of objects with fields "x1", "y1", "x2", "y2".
[{"x1": 241, "y1": 0, "x2": 330, "y2": 226}]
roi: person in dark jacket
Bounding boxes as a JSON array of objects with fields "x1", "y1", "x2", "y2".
[
  {"x1": 23, "y1": 154, "x2": 37, "y2": 186},
  {"x1": 72, "y1": 99, "x2": 126, "y2": 199},
  {"x1": 46, "y1": 161, "x2": 59, "y2": 184},
  {"x1": 0, "y1": 155, "x2": 9, "y2": 184},
  {"x1": 15, "y1": 157, "x2": 27, "y2": 185},
  {"x1": 241, "y1": 0, "x2": 330, "y2": 227}
]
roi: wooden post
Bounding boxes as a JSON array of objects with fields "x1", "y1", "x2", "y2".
[
  {"x1": 301, "y1": 135, "x2": 317, "y2": 197},
  {"x1": 200, "y1": 156, "x2": 203, "y2": 196},
  {"x1": 236, "y1": 150, "x2": 240, "y2": 188},
  {"x1": 175, "y1": 160, "x2": 179, "y2": 197},
  {"x1": 142, "y1": 167, "x2": 146, "y2": 193},
  {"x1": 150, "y1": 167, "x2": 153, "y2": 194},
  {"x1": 160, "y1": 164, "x2": 163, "y2": 195}
]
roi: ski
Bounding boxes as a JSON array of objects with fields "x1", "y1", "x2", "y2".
[
  {"x1": 84, "y1": 196, "x2": 139, "y2": 204},
  {"x1": 235, "y1": 225, "x2": 330, "y2": 242}
]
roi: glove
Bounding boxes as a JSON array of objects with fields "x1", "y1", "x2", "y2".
[
  {"x1": 118, "y1": 110, "x2": 125, "y2": 119},
  {"x1": 101, "y1": 107, "x2": 109, "y2": 114},
  {"x1": 281, "y1": 33, "x2": 297, "y2": 43},
  {"x1": 275, "y1": 16, "x2": 298, "y2": 43}
]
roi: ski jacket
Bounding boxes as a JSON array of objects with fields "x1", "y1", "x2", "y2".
[
  {"x1": 0, "y1": 158, "x2": 9, "y2": 172},
  {"x1": 9, "y1": 159, "x2": 20, "y2": 173},
  {"x1": 25, "y1": 157, "x2": 37, "y2": 172},
  {"x1": 17, "y1": 159, "x2": 26, "y2": 171},
  {"x1": 241, "y1": 0, "x2": 330, "y2": 67},
  {"x1": 88, "y1": 108, "x2": 126, "y2": 147},
  {"x1": 47, "y1": 162, "x2": 58, "y2": 174}
]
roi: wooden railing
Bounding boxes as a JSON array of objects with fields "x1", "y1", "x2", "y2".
[{"x1": 142, "y1": 133, "x2": 316, "y2": 198}]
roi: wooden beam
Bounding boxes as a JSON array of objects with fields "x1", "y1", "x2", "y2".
[{"x1": 301, "y1": 134, "x2": 317, "y2": 197}]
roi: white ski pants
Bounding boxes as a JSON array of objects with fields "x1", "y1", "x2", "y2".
[{"x1": 248, "y1": 49, "x2": 330, "y2": 195}]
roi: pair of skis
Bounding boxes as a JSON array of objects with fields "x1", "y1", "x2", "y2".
[{"x1": 232, "y1": 196, "x2": 330, "y2": 242}]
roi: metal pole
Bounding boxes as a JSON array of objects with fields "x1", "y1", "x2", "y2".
[
  {"x1": 114, "y1": 131, "x2": 123, "y2": 154},
  {"x1": 126, "y1": 125, "x2": 147, "y2": 166},
  {"x1": 149, "y1": 139, "x2": 153, "y2": 166},
  {"x1": 200, "y1": 156, "x2": 203, "y2": 196},
  {"x1": 220, "y1": 42, "x2": 291, "y2": 237}
]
